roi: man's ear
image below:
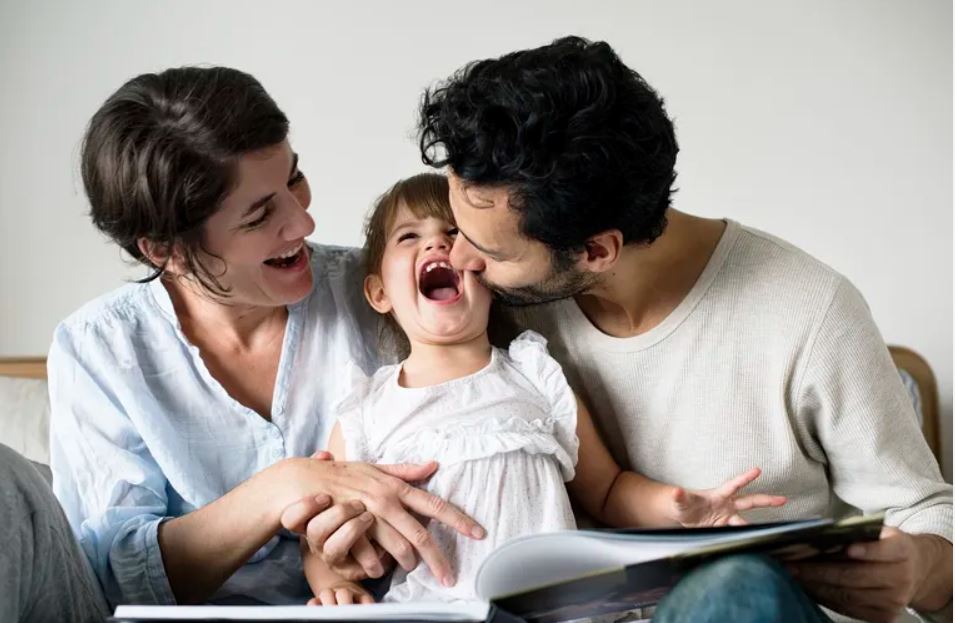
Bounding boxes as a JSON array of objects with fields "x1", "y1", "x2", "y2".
[
  {"x1": 363, "y1": 274, "x2": 393, "y2": 314},
  {"x1": 576, "y1": 230, "x2": 623, "y2": 274}
]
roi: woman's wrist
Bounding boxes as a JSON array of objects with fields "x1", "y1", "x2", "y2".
[{"x1": 256, "y1": 456, "x2": 327, "y2": 525}]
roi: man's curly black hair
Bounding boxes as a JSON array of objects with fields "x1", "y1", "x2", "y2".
[{"x1": 419, "y1": 36, "x2": 678, "y2": 252}]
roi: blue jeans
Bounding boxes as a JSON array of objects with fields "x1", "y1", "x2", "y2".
[{"x1": 653, "y1": 554, "x2": 833, "y2": 623}]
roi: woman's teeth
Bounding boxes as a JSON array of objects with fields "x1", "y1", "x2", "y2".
[{"x1": 264, "y1": 244, "x2": 303, "y2": 268}]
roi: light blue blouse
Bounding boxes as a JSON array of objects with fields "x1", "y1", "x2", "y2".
[{"x1": 48, "y1": 244, "x2": 381, "y2": 607}]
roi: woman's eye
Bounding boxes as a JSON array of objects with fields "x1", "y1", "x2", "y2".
[
  {"x1": 397, "y1": 232, "x2": 418, "y2": 243},
  {"x1": 245, "y1": 206, "x2": 273, "y2": 229}
]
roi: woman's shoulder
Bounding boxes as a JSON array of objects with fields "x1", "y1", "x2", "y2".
[
  {"x1": 52, "y1": 279, "x2": 177, "y2": 367},
  {"x1": 307, "y1": 243, "x2": 362, "y2": 279},
  {"x1": 57, "y1": 279, "x2": 165, "y2": 337}
]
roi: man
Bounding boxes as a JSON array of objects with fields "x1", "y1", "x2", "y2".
[{"x1": 419, "y1": 36, "x2": 952, "y2": 623}]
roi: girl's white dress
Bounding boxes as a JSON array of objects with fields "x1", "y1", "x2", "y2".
[{"x1": 336, "y1": 330, "x2": 579, "y2": 602}]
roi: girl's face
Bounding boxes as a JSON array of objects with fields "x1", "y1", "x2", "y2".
[
  {"x1": 192, "y1": 140, "x2": 316, "y2": 307},
  {"x1": 365, "y1": 203, "x2": 492, "y2": 347}
]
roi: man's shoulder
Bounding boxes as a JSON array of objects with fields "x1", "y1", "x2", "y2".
[{"x1": 720, "y1": 221, "x2": 851, "y2": 313}]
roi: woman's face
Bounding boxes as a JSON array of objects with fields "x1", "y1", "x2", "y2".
[
  {"x1": 198, "y1": 140, "x2": 315, "y2": 308},
  {"x1": 366, "y1": 203, "x2": 492, "y2": 346}
]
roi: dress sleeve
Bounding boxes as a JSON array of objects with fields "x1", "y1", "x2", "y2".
[
  {"x1": 332, "y1": 361, "x2": 374, "y2": 462},
  {"x1": 507, "y1": 330, "x2": 580, "y2": 478},
  {"x1": 48, "y1": 323, "x2": 176, "y2": 607}
]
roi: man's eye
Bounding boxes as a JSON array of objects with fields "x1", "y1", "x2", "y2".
[
  {"x1": 397, "y1": 232, "x2": 418, "y2": 243},
  {"x1": 288, "y1": 170, "x2": 305, "y2": 187}
]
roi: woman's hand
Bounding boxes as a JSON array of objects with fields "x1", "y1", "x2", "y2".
[
  {"x1": 669, "y1": 467, "x2": 787, "y2": 527},
  {"x1": 274, "y1": 454, "x2": 484, "y2": 587},
  {"x1": 307, "y1": 580, "x2": 375, "y2": 606}
]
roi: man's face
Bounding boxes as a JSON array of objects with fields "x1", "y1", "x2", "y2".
[{"x1": 447, "y1": 173, "x2": 597, "y2": 306}]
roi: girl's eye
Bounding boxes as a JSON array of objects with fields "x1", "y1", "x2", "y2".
[
  {"x1": 245, "y1": 205, "x2": 273, "y2": 229},
  {"x1": 447, "y1": 227, "x2": 459, "y2": 237},
  {"x1": 288, "y1": 170, "x2": 305, "y2": 187},
  {"x1": 397, "y1": 232, "x2": 418, "y2": 243}
]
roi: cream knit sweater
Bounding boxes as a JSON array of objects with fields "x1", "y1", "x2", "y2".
[{"x1": 514, "y1": 220, "x2": 951, "y2": 622}]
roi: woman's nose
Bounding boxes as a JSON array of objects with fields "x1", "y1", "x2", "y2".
[{"x1": 281, "y1": 197, "x2": 315, "y2": 240}]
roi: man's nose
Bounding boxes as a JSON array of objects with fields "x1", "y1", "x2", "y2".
[{"x1": 450, "y1": 235, "x2": 486, "y2": 273}]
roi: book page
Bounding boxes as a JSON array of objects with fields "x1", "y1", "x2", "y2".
[{"x1": 112, "y1": 602, "x2": 490, "y2": 622}]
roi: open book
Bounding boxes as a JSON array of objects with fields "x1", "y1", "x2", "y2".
[{"x1": 112, "y1": 513, "x2": 883, "y2": 623}]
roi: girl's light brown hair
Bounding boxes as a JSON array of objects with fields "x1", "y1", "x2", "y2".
[
  {"x1": 363, "y1": 173, "x2": 453, "y2": 358},
  {"x1": 363, "y1": 172, "x2": 453, "y2": 276}
]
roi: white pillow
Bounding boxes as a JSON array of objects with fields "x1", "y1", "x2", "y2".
[{"x1": 0, "y1": 376, "x2": 50, "y2": 465}]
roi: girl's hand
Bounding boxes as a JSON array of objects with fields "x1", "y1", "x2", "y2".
[
  {"x1": 670, "y1": 467, "x2": 787, "y2": 527},
  {"x1": 307, "y1": 580, "x2": 375, "y2": 606}
]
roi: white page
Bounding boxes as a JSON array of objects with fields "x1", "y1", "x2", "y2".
[
  {"x1": 113, "y1": 602, "x2": 490, "y2": 621},
  {"x1": 475, "y1": 520, "x2": 829, "y2": 599}
]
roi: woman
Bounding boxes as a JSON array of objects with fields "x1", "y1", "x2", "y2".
[{"x1": 44, "y1": 65, "x2": 481, "y2": 610}]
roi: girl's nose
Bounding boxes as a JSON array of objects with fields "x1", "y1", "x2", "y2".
[{"x1": 425, "y1": 236, "x2": 451, "y2": 252}]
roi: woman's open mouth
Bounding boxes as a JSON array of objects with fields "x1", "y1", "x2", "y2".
[
  {"x1": 419, "y1": 259, "x2": 462, "y2": 304},
  {"x1": 263, "y1": 243, "x2": 308, "y2": 271}
]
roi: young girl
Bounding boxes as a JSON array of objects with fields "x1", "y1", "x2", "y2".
[{"x1": 303, "y1": 173, "x2": 785, "y2": 605}]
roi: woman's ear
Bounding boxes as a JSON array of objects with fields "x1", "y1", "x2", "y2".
[
  {"x1": 137, "y1": 238, "x2": 189, "y2": 275},
  {"x1": 364, "y1": 274, "x2": 393, "y2": 314},
  {"x1": 576, "y1": 229, "x2": 624, "y2": 274}
]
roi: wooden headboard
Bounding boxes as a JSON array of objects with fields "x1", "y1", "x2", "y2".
[{"x1": 0, "y1": 357, "x2": 46, "y2": 380}]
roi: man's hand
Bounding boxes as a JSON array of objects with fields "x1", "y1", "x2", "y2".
[
  {"x1": 787, "y1": 527, "x2": 952, "y2": 623},
  {"x1": 670, "y1": 467, "x2": 787, "y2": 527}
]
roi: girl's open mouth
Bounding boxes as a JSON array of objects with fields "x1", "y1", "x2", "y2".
[{"x1": 419, "y1": 260, "x2": 462, "y2": 303}]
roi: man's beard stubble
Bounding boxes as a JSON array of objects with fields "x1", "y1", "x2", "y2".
[{"x1": 475, "y1": 250, "x2": 598, "y2": 308}]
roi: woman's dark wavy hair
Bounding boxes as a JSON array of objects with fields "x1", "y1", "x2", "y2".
[
  {"x1": 81, "y1": 66, "x2": 289, "y2": 295},
  {"x1": 419, "y1": 36, "x2": 678, "y2": 252}
]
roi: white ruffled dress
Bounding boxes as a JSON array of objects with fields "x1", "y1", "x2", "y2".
[{"x1": 336, "y1": 330, "x2": 579, "y2": 602}]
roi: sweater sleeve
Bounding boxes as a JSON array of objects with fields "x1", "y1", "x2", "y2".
[{"x1": 795, "y1": 276, "x2": 951, "y2": 540}]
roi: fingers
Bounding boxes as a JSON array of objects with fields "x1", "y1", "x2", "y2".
[
  {"x1": 716, "y1": 467, "x2": 762, "y2": 496},
  {"x1": 304, "y1": 500, "x2": 367, "y2": 555},
  {"x1": 846, "y1": 527, "x2": 909, "y2": 562},
  {"x1": 379, "y1": 506, "x2": 455, "y2": 587},
  {"x1": 376, "y1": 461, "x2": 439, "y2": 483},
  {"x1": 398, "y1": 484, "x2": 486, "y2": 540},
  {"x1": 311, "y1": 450, "x2": 334, "y2": 461},
  {"x1": 313, "y1": 587, "x2": 374, "y2": 606},
  {"x1": 733, "y1": 493, "x2": 787, "y2": 511},
  {"x1": 727, "y1": 514, "x2": 748, "y2": 527},
  {"x1": 280, "y1": 494, "x2": 332, "y2": 534},
  {"x1": 671, "y1": 487, "x2": 688, "y2": 507},
  {"x1": 371, "y1": 520, "x2": 418, "y2": 571},
  {"x1": 350, "y1": 536, "x2": 384, "y2": 578},
  {"x1": 787, "y1": 560, "x2": 897, "y2": 590},
  {"x1": 321, "y1": 509, "x2": 375, "y2": 563}
]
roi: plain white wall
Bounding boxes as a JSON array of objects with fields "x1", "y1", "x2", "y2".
[{"x1": 0, "y1": 0, "x2": 951, "y2": 478}]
